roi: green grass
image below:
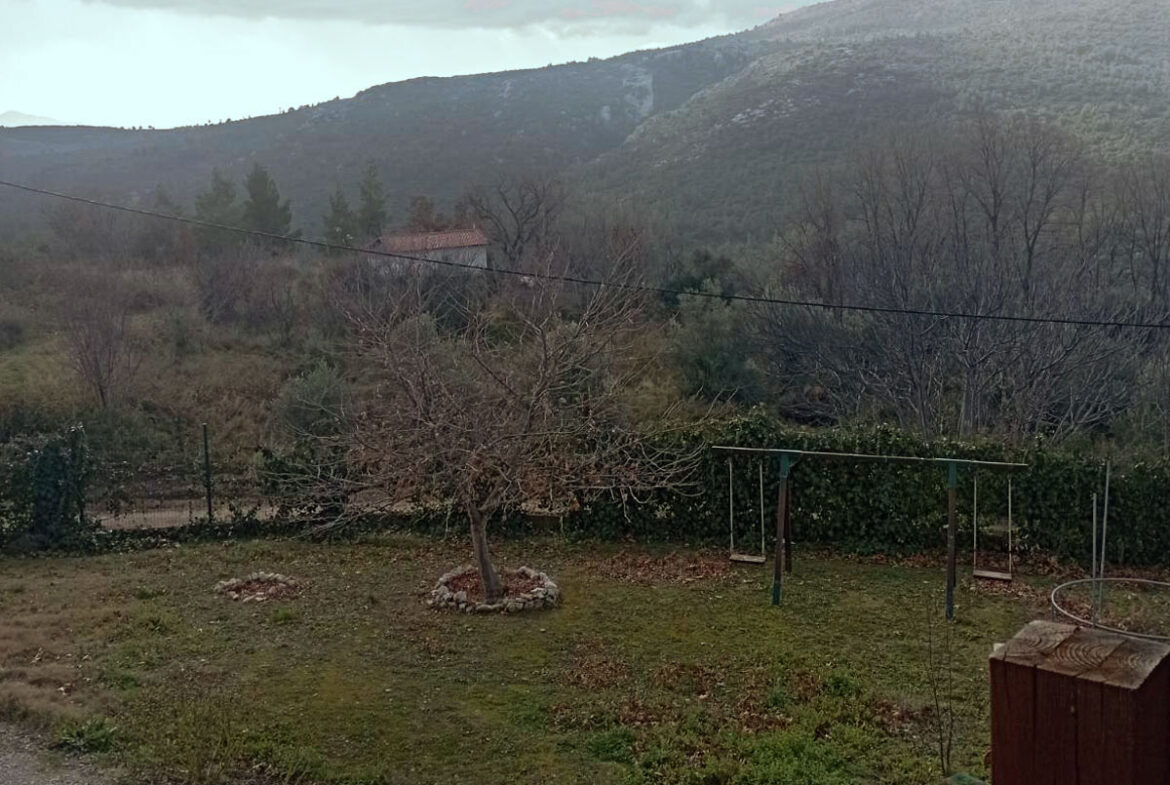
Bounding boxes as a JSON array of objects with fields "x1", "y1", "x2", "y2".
[{"x1": 0, "y1": 535, "x2": 1039, "y2": 784}]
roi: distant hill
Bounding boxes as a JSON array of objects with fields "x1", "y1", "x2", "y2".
[
  {"x1": 0, "y1": 37, "x2": 769, "y2": 235},
  {"x1": 0, "y1": 111, "x2": 59, "y2": 128},
  {"x1": 2, "y1": 0, "x2": 1168, "y2": 243}
]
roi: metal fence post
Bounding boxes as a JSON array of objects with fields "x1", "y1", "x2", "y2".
[
  {"x1": 202, "y1": 423, "x2": 213, "y2": 523},
  {"x1": 946, "y1": 460, "x2": 958, "y2": 620}
]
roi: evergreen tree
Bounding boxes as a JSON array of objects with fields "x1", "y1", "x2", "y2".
[
  {"x1": 405, "y1": 195, "x2": 447, "y2": 233},
  {"x1": 241, "y1": 163, "x2": 296, "y2": 238},
  {"x1": 193, "y1": 169, "x2": 242, "y2": 254},
  {"x1": 322, "y1": 186, "x2": 358, "y2": 253},
  {"x1": 357, "y1": 163, "x2": 388, "y2": 241}
]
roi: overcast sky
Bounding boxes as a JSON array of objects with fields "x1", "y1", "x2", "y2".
[{"x1": 1, "y1": 0, "x2": 811, "y2": 129}]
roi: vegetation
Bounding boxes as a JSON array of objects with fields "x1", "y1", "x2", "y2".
[
  {"x1": 4, "y1": 0, "x2": 1169, "y2": 246},
  {"x1": 0, "y1": 535, "x2": 1039, "y2": 784}
]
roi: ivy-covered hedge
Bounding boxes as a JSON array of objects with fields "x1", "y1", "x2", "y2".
[
  {"x1": 6, "y1": 414, "x2": 1170, "y2": 567},
  {"x1": 542, "y1": 413, "x2": 1166, "y2": 567}
]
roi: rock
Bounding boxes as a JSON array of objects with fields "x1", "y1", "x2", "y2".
[{"x1": 454, "y1": 590, "x2": 467, "y2": 604}]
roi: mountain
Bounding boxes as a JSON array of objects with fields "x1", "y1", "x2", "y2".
[
  {"x1": 0, "y1": 37, "x2": 770, "y2": 234},
  {"x1": 582, "y1": 0, "x2": 1170, "y2": 242},
  {"x1": 0, "y1": 111, "x2": 59, "y2": 128},
  {"x1": 2, "y1": 0, "x2": 1168, "y2": 243}
]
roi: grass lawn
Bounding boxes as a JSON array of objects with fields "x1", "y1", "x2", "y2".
[{"x1": 0, "y1": 535, "x2": 1041, "y2": 784}]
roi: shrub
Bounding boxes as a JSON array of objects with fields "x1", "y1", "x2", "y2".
[
  {"x1": 55, "y1": 717, "x2": 119, "y2": 754},
  {"x1": 0, "y1": 427, "x2": 97, "y2": 552}
]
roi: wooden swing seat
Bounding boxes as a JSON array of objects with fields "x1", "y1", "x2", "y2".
[
  {"x1": 973, "y1": 568, "x2": 1013, "y2": 582},
  {"x1": 730, "y1": 553, "x2": 767, "y2": 565}
]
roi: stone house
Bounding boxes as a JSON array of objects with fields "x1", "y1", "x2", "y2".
[{"x1": 370, "y1": 228, "x2": 490, "y2": 270}]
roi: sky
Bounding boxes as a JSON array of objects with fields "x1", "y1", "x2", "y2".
[{"x1": 0, "y1": 0, "x2": 811, "y2": 129}]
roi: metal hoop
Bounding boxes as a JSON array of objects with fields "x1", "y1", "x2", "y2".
[{"x1": 1049, "y1": 577, "x2": 1170, "y2": 642}]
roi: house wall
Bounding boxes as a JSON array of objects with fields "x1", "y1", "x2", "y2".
[
  {"x1": 364, "y1": 245, "x2": 489, "y2": 274},
  {"x1": 432, "y1": 247, "x2": 488, "y2": 269}
]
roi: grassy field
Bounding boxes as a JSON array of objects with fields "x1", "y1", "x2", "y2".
[{"x1": 0, "y1": 535, "x2": 1042, "y2": 784}]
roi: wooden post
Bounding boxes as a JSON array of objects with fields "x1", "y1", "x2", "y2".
[
  {"x1": 202, "y1": 423, "x2": 213, "y2": 524},
  {"x1": 990, "y1": 621, "x2": 1170, "y2": 785},
  {"x1": 784, "y1": 485, "x2": 793, "y2": 574},
  {"x1": 946, "y1": 461, "x2": 958, "y2": 620},
  {"x1": 772, "y1": 454, "x2": 791, "y2": 606}
]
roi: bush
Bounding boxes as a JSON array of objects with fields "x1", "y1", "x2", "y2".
[{"x1": 0, "y1": 427, "x2": 97, "y2": 552}]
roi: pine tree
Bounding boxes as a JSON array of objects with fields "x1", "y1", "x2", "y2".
[
  {"x1": 322, "y1": 186, "x2": 358, "y2": 253},
  {"x1": 193, "y1": 169, "x2": 242, "y2": 254},
  {"x1": 241, "y1": 163, "x2": 296, "y2": 238},
  {"x1": 405, "y1": 195, "x2": 447, "y2": 233},
  {"x1": 357, "y1": 163, "x2": 388, "y2": 241}
]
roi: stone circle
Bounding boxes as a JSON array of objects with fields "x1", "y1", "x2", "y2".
[{"x1": 427, "y1": 565, "x2": 561, "y2": 614}]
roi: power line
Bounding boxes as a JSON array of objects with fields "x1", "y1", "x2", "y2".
[{"x1": 1, "y1": 177, "x2": 1167, "y2": 331}]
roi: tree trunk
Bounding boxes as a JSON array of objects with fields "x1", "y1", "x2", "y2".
[{"x1": 467, "y1": 503, "x2": 504, "y2": 603}]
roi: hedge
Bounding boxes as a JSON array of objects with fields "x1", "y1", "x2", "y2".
[
  {"x1": 6, "y1": 415, "x2": 1170, "y2": 567},
  {"x1": 556, "y1": 413, "x2": 1166, "y2": 568}
]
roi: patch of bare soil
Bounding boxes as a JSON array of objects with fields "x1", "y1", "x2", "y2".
[{"x1": 591, "y1": 551, "x2": 730, "y2": 585}]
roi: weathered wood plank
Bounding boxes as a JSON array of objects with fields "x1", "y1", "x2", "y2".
[
  {"x1": 1034, "y1": 667, "x2": 1078, "y2": 785},
  {"x1": 1134, "y1": 661, "x2": 1170, "y2": 785},
  {"x1": 990, "y1": 654, "x2": 1035, "y2": 785},
  {"x1": 1075, "y1": 676, "x2": 1105, "y2": 785},
  {"x1": 994, "y1": 620, "x2": 1076, "y2": 667}
]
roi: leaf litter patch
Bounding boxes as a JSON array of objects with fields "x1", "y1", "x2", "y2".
[{"x1": 215, "y1": 572, "x2": 301, "y2": 603}]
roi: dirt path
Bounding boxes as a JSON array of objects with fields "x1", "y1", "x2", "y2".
[{"x1": 0, "y1": 725, "x2": 115, "y2": 785}]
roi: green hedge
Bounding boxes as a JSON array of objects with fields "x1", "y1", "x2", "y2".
[
  {"x1": 7, "y1": 414, "x2": 1170, "y2": 567},
  {"x1": 556, "y1": 413, "x2": 1164, "y2": 567}
]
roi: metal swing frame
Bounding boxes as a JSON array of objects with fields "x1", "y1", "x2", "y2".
[
  {"x1": 713, "y1": 445, "x2": 1027, "y2": 618},
  {"x1": 972, "y1": 474, "x2": 1014, "y2": 582},
  {"x1": 728, "y1": 458, "x2": 767, "y2": 564}
]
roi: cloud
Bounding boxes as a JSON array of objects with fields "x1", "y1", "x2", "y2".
[{"x1": 83, "y1": 0, "x2": 786, "y2": 31}]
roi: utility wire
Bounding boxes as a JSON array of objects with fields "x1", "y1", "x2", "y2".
[{"x1": 1, "y1": 177, "x2": 1167, "y2": 331}]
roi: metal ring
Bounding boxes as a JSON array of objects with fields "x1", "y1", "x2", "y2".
[{"x1": 1049, "y1": 577, "x2": 1170, "y2": 642}]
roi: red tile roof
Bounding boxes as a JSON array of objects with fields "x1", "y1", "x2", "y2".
[{"x1": 375, "y1": 228, "x2": 489, "y2": 253}]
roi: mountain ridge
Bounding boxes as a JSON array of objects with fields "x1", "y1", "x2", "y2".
[{"x1": 2, "y1": 0, "x2": 1168, "y2": 242}]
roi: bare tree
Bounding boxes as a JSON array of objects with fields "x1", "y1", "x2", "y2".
[
  {"x1": 760, "y1": 116, "x2": 1156, "y2": 442},
  {"x1": 311, "y1": 251, "x2": 698, "y2": 602},
  {"x1": 61, "y1": 281, "x2": 140, "y2": 408},
  {"x1": 463, "y1": 176, "x2": 566, "y2": 269}
]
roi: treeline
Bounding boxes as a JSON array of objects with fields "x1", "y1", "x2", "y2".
[
  {"x1": 671, "y1": 116, "x2": 1170, "y2": 455},
  {"x1": 16, "y1": 113, "x2": 1170, "y2": 465}
]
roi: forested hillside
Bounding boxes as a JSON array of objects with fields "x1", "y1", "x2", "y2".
[
  {"x1": 5, "y1": 0, "x2": 1170, "y2": 510},
  {"x1": 2, "y1": 0, "x2": 1168, "y2": 244},
  {"x1": 0, "y1": 36, "x2": 767, "y2": 234},
  {"x1": 583, "y1": 0, "x2": 1170, "y2": 242}
]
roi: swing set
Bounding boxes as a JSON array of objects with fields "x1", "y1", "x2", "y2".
[{"x1": 716, "y1": 446, "x2": 1027, "y2": 619}]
